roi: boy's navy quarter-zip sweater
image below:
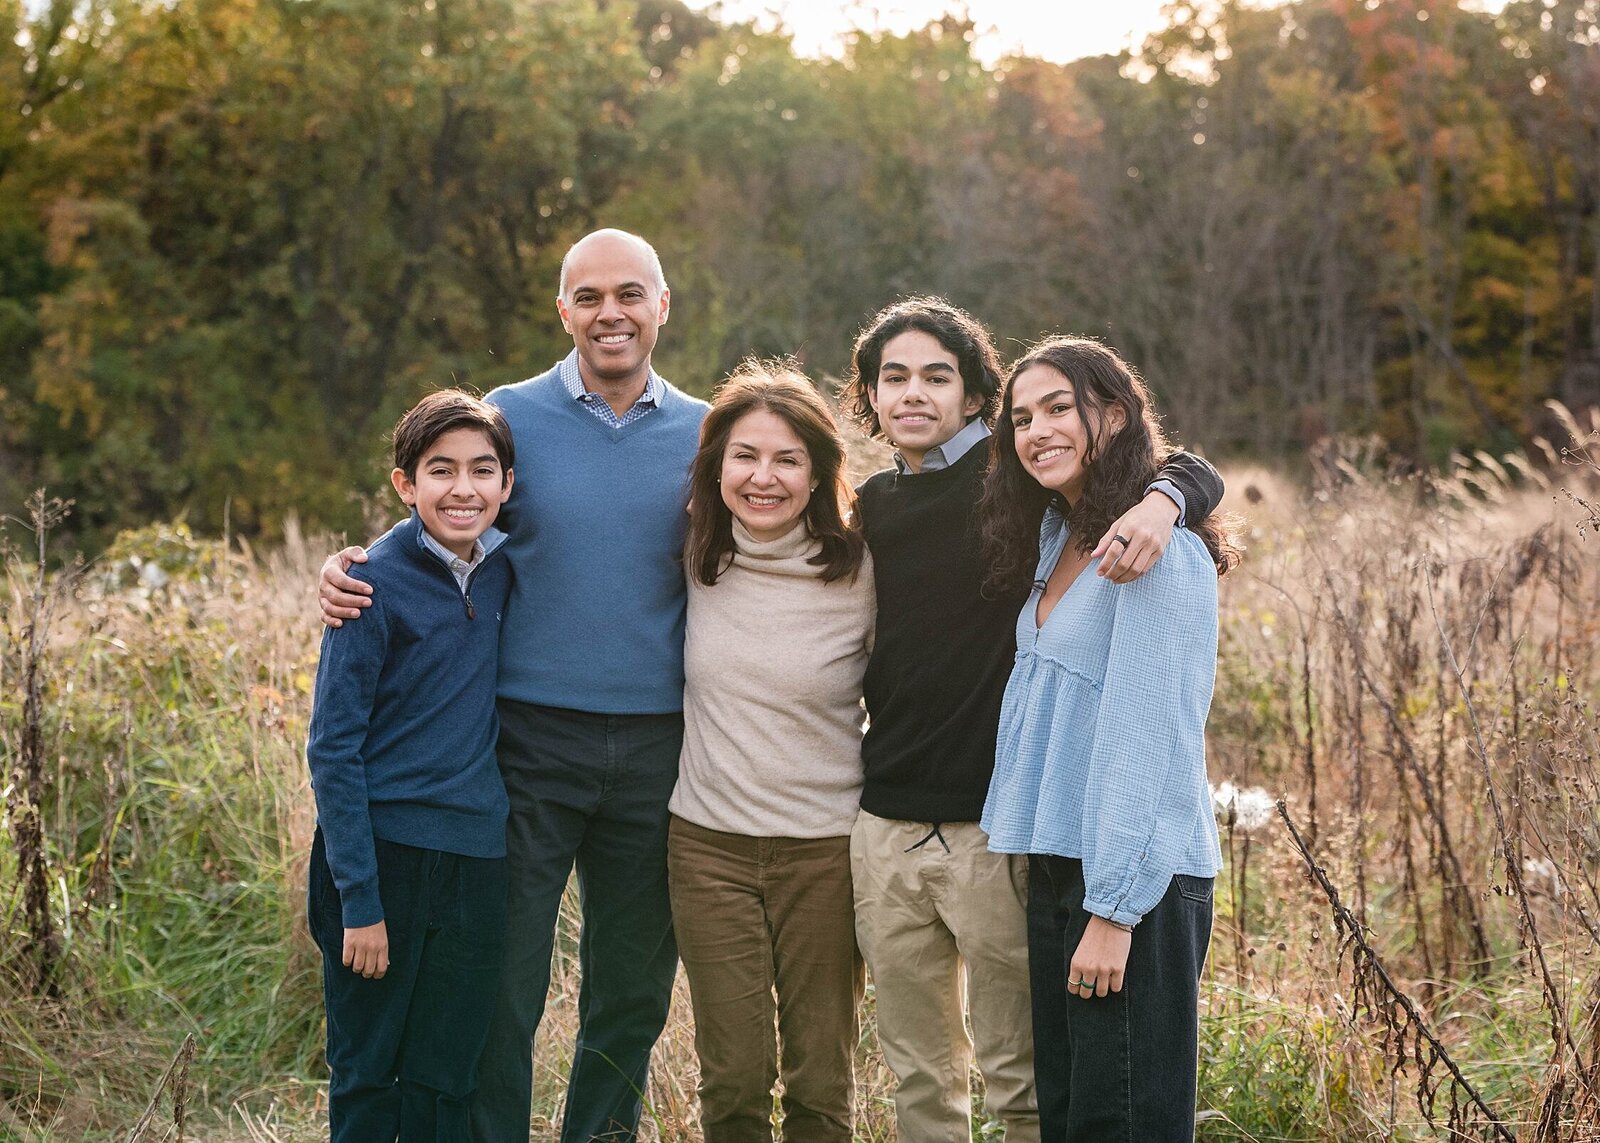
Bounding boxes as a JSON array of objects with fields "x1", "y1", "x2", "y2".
[{"x1": 305, "y1": 513, "x2": 513, "y2": 928}]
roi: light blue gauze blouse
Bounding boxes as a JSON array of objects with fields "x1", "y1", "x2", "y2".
[{"x1": 982, "y1": 506, "x2": 1224, "y2": 927}]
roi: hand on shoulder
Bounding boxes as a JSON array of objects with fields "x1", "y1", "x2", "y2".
[{"x1": 319, "y1": 546, "x2": 371, "y2": 628}]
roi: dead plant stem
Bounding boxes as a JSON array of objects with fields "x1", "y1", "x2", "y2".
[
  {"x1": 1423, "y1": 564, "x2": 1581, "y2": 1063},
  {"x1": 1277, "y1": 800, "x2": 1516, "y2": 1142}
]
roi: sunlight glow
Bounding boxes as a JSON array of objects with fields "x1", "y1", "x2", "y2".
[
  {"x1": 681, "y1": 0, "x2": 1176, "y2": 64},
  {"x1": 681, "y1": 0, "x2": 1515, "y2": 66}
]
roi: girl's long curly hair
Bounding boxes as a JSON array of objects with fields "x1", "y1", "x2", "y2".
[
  {"x1": 685, "y1": 359, "x2": 866, "y2": 586},
  {"x1": 978, "y1": 336, "x2": 1240, "y2": 596}
]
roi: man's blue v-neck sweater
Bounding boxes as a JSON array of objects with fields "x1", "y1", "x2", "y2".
[
  {"x1": 305, "y1": 514, "x2": 512, "y2": 928},
  {"x1": 487, "y1": 363, "x2": 709, "y2": 713}
]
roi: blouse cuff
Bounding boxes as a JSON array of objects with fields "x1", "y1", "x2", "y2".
[{"x1": 1083, "y1": 895, "x2": 1145, "y2": 929}]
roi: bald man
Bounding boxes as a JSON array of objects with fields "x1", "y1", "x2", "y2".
[{"x1": 321, "y1": 230, "x2": 709, "y2": 1143}]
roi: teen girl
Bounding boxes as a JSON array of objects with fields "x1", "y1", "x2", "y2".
[{"x1": 977, "y1": 336, "x2": 1240, "y2": 1143}]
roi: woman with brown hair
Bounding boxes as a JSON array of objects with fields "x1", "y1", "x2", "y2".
[
  {"x1": 669, "y1": 360, "x2": 873, "y2": 1143},
  {"x1": 977, "y1": 336, "x2": 1240, "y2": 1143}
]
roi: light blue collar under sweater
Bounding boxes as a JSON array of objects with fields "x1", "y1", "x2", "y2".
[
  {"x1": 558, "y1": 348, "x2": 665, "y2": 428},
  {"x1": 894, "y1": 417, "x2": 991, "y2": 474}
]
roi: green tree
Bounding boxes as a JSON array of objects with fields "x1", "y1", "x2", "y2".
[{"x1": 12, "y1": 0, "x2": 654, "y2": 546}]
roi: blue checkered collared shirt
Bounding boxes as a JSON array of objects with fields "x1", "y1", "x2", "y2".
[
  {"x1": 558, "y1": 349, "x2": 664, "y2": 429},
  {"x1": 418, "y1": 528, "x2": 485, "y2": 592}
]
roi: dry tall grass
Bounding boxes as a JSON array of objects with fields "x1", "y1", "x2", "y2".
[{"x1": 3, "y1": 424, "x2": 1599, "y2": 1141}]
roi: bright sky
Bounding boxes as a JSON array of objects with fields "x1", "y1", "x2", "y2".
[
  {"x1": 680, "y1": 0, "x2": 1175, "y2": 64},
  {"x1": 680, "y1": 0, "x2": 1512, "y2": 66}
]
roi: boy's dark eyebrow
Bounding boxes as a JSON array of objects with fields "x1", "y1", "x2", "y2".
[
  {"x1": 424, "y1": 452, "x2": 501, "y2": 467},
  {"x1": 879, "y1": 359, "x2": 956, "y2": 374}
]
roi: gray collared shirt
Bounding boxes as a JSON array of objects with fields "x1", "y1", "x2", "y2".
[
  {"x1": 1147, "y1": 479, "x2": 1188, "y2": 526},
  {"x1": 558, "y1": 349, "x2": 664, "y2": 428},
  {"x1": 893, "y1": 417, "x2": 992, "y2": 475}
]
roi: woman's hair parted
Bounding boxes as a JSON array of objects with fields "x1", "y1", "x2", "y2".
[
  {"x1": 684, "y1": 360, "x2": 867, "y2": 587},
  {"x1": 978, "y1": 336, "x2": 1241, "y2": 595},
  {"x1": 839, "y1": 296, "x2": 1004, "y2": 439}
]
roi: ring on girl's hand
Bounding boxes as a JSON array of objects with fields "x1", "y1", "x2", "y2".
[
  {"x1": 1071, "y1": 978, "x2": 1091, "y2": 989},
  {"x1": 1110, "y1": 534, "x2": 1130, "y2": 548}
]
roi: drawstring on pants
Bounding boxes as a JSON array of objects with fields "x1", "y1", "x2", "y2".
[{"x1": 904, "y1": 823, "x2": 950, "y2": 854}]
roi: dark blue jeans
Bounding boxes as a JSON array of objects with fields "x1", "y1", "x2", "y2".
[
  {"x1": 1028, "y1": 855, "x2": 1213, "y2": 1143},
  {"x1": 308, "y1": 829, "x2": 509, "y2": 1143},
  {"x1": 471, "y1": 701, "x2": 682, "y2": 1143}
]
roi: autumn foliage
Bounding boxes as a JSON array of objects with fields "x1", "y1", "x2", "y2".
[{"x1": 1, "y1": 0, "x2": 1597, "y2": 551}]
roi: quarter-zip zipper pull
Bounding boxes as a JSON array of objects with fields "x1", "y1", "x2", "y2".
[{"x1": 461, "y1": 538, "x2": 499, "y2": 620}]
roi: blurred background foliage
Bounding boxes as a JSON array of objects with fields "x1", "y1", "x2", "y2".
[{"x1": 2, "y1": 0, "x2": 1598, "y2": 550}]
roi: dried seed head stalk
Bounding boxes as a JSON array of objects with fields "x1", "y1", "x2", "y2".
[
  {"x1": 1277, "y1": 800, "x2": 1516, "y2": 1142},
  {"x1": 2, "y1": 491, "x2": 82, "y2": 998}
]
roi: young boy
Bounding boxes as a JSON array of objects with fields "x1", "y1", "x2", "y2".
[{"x1": 305, "y1": 388, "x2": 516, "y2": 1143}]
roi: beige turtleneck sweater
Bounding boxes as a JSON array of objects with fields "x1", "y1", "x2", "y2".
[{"x1": 670, "y1": 519, "x2": 876, "y2": 838}]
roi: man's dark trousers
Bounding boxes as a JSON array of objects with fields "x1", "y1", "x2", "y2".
[
  {"x1": 309, "y1": 830, "x2": 509, "y2": 1143},
  {"x1": 472, "y1": 700, "x2": 683, "y2": 1143}
]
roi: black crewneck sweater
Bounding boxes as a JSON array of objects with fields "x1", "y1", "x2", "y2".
[{"x1": 856, "y1": 444, "x2": 1222, "y2": 823}]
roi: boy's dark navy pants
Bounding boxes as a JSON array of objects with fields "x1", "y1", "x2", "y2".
[
  {"x1": 308, "y1": 829, "x2": 509, "y2": 1143},
  {"x1": 1028, "y1": 854, "x2": 1213, "y2": 1143}
]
